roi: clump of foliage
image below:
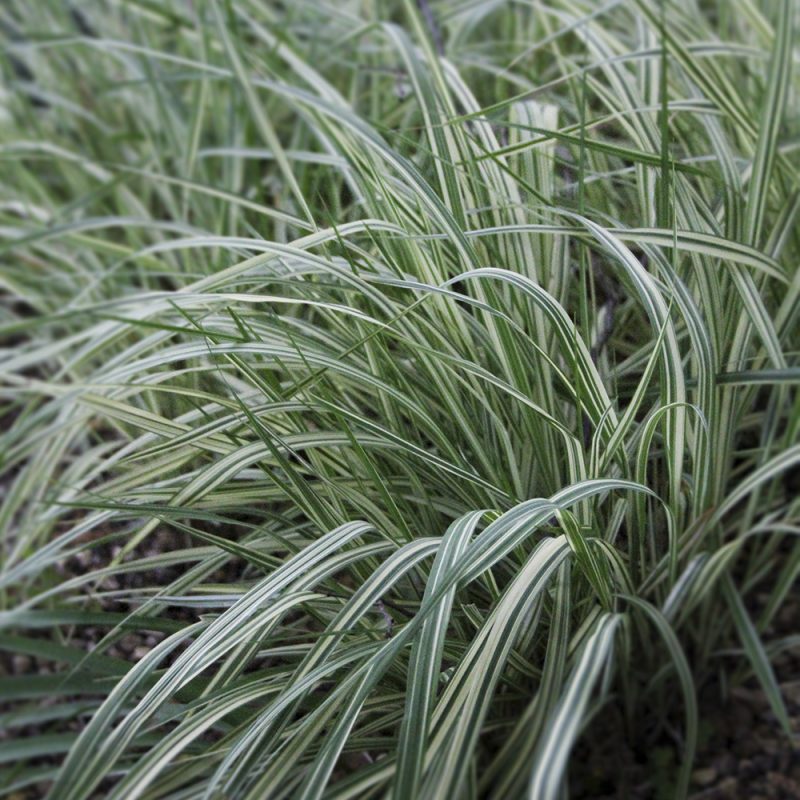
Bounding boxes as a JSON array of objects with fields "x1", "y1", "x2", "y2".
[{"x1": 0, "y1": 1, "x2": 797, "y2": 798}]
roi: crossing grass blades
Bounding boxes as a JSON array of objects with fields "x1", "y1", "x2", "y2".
[{"x1": 0, "y1": 1, "x2": 798, "y2": 798}]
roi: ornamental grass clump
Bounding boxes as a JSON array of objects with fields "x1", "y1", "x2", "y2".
[{"x1": 0, "y1": 1, "x2": 797, "y2": 798}]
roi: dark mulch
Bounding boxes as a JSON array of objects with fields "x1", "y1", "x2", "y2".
[
  {"x1": 685, "y1": 657, "x2": 800, "y2": 800},
  {"x1": 572, "y1": 594, "x2": 800, "y2": 800}
]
